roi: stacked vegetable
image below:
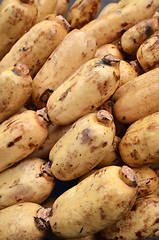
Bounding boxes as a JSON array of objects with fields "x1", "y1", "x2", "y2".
[{"x1": 0, "y1": 0, "x2": 159, "y2": 239}]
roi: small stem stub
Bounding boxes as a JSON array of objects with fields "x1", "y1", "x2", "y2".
[
  {"x1": 34, "y1": 207, "x2": 53, "y2": 231},
  {"x1": 119, "y1": 165, "x2": 138, "y2": 188},
  {"x1": 40, "y1": 161, "x2": 54, "y2": 181},
  {"x1": 96, "y1": 110, "x2": 113, "y2": 125}
]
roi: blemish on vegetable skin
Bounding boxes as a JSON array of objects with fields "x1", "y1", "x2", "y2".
[
  {"x1": 146, "y1": 0, "x2": 153, "y2": 8},
  {"x1": 100, "y1": 207, "x2": 106, "y2": 220},
  {"x1": 145, "y1": 25, "x2": 153, "y2": 36},
  {"x1": 130, "y1": 149, "x2": 139, "y2": 160},
  {"x1": 7, "y1": 136, "x2": 22, "y2": 147},
  {"x1": 28, "y1": 143, "x2": 39, "y2": 148},
  {"x1": 90, "y1": 145, "x2": 98, "y2": 153},
  {"x1": 97, "y1": 81, "x2": 108, "y2": 95},
  {"x1": 59, "y1": 83, "x2": 76, "y2": 101},
  {"x1": 121, "y1": 22, "x2": 128, "y2": 27},
  {"x1": 96, "y1": 185, "x2": 105, "y2": 192}
]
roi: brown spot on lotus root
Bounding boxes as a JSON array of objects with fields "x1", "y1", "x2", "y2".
[
  {"x1": 147, "y1": 123, "x2": 159, "y2": 130},
  {"x1": 20, "y1": 0, "x2": 34, "y2": 3},
  {"x1": 16, "y1": 198, "x2": 22, "y2": 202},
  {"x1": 149, "y1": 38, "x2": 159, "y2": 51},
  {"x1": 6, "y1": 121, "x2": 24, "y2": 133},
  {"x1": 113, "y1": 71, "x2": 120, "y2": 82},
  {"x1": 81, "y1": 128, "x2": 92, "y2": 144},
  {"x1": 7, "y1": 136, "x2": 22, "y2": 147},
  {"x1": 94, "y1": 169, "x2": 100, "y2": 176},
  {"x1": 82, "y1": 52, "x2": 87, "y2": 57},
  {"x1": 94, "y1": 167, "x2": 107, "y2": 177},
  {"x1": 97, "y1": 81, "x2": 107, "y2": 95},
  {"x1": 146, "y1": 0, "x2": 153, "y2": 8},
  {"x1": 153, "y1": 218, "x2": 159, "y2": 225},
  {"x1": 90, "y1": 146, "x2": 98, "y2": 153},
  {"x1": 5, "y1": 120, "x2": 16, "y2": 130},
  {"x1": 90, "y1": 105, "x2": 95, "y2": 111},
  {"x1": 130, "y1": 149, "x2": 139, "y2": 160},
  {"x1": 131, "y1": 203, "x2": 137, "y2": 211},
  {"x1": 59, "y1": 83, "x2": 76, "y2": 101},
  {"x1": 28, "y1": 143, "x2": 38, "y2": 148},
  {"x1": 121, "y1": 22, "x2": 128, "y2": 27},
  {"x1": 135, "y1": 231, "x2": 142, "y2": 238},
  {"x1": 145, "y1": 25, "x2": 153, "y2": 36},
  {"x1": 97, "y1": 185, "x2": 105, "y2": 192},
  {"x1": 100, "y1": 208, "x2": 106, "y2": 220},
  {"x1": 133, "y1": 38, "x2": 137, "y2": 43},
  {"x1": 102, "y1": 142, "x2": 108, "y2": 148}
]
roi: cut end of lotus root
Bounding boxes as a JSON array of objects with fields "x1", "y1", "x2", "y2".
[
  {"x1": 119, "y1": 165, "x2": 138, "y2": 188},
  {"x1": 40, "y1": 161, "x2": 54, "y2": 181},
  {"x1": 96, "y1": 110, "x2": 113, "y2": 125},
  {"x1": 37, "y1": 107, "x2": 51, "y2": 127},
  {"x1": 102, "y1": 54, "x2": 120, "y2": 66},
  {"x1": 13, "y1": 63, "x2": 30, "y2": 76},
  {"x1": 34, "y1": 207, "x2": 53, "y2": 231}
]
